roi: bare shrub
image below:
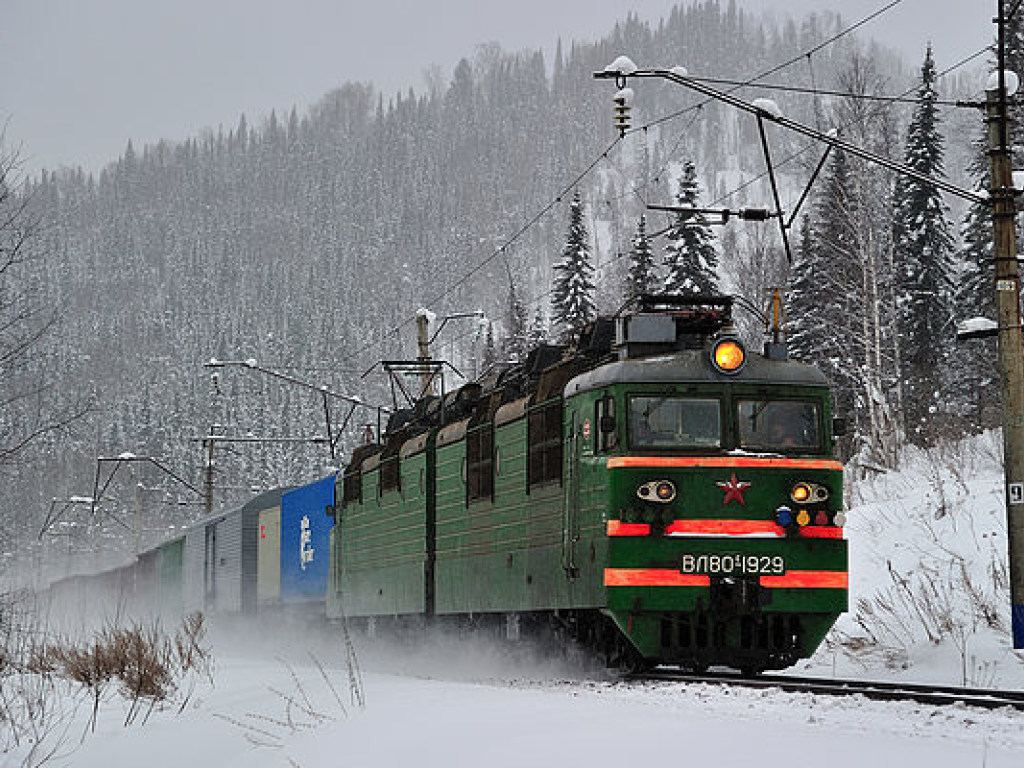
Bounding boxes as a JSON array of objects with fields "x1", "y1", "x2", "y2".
[
  {"x1": 23, "y1": 612, "x2": 213, "y2": 736},
  {"x1": 843, "y1": 553, "x2": 1007, "y2": 685},
  {"x1": 216, "y1": 640, "x2": 365, "y2": 753},
  {"x1": 0, "y1": 589, "x2": 85, "y2": 766}
]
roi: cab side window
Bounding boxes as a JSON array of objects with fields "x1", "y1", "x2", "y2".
[{"x1": 596, "y1": 395, "x2": 618, "y2": 451}]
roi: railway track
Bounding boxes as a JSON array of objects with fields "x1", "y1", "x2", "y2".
[{"x1": 633, "y1": 669, "x2": 1024, "y2": 711}]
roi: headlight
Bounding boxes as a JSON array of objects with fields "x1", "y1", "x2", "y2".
[
  {"x1": 790, "y1": 482, "x2": 829, "y2": 504},
  {"x1": 711, "y1": 338, "x2": 745, "y2": 374},
  {"x1": 637, "y1": 480, "x2": 676, "y2": 503}
]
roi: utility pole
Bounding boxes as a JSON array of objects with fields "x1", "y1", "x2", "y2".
[
  {"x1": 204, "y1": 426, "x2": 216, "y2": 517},
  {"x1": 416, "y1": 311, "x2": 435, "y2": 397},
  {"x1": 412, "y1": 310, "x2": 484, "y2": 399},
  {"x1": 135, "y1": 481, "x2": 143, "y2": 556},
  {"x1": 991, "y1": 2, "x2": 1024, "y2": 650}
]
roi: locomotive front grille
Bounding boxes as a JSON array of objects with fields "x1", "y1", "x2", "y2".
[{"x1": 659, "y1": 612, "x2": 803, "y2": 653}]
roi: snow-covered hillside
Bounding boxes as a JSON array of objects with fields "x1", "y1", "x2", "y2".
[{"x1": 803, "y1": 430, "x2": 1024, "y2": 689}]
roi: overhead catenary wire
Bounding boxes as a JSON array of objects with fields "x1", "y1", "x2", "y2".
[
  {"x1": 683, "y1": 75, "x2": 971, "y2": 108},
  {"x1": 707, "y1": 44, "x2": 990, "y2": 208},
  {"x1": 336, "y1": 0, "x2": 969, "y2": 373},
  {"x1": 639, "y1": 0, "x2": 907, "y2": 132},
  {"x1": 525, "y1": 57, "x2": 995, "y2": 322},
  {"x1": 634, "y1": 7, "x2": 984, "y2": 224},
  {"x1": 512, "y1": 50, "x2": 993, "y2": 329}
]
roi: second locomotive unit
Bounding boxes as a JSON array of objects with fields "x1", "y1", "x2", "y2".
[{"x1": 329, "y1": 295, "x2": 847, "y2": 673}]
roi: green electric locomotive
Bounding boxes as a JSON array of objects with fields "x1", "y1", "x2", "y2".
[{"x1": 328, "y1": 295, "x2": 847, "y2": 673}]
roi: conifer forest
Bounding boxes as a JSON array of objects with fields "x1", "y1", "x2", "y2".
[{"x1": 0, "y1": 1, "x2": 1009, "y2": 580}]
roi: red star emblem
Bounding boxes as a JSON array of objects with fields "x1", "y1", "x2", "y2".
[{"x1": 717, "y1": 473, "x2": 751, "y2": 506}]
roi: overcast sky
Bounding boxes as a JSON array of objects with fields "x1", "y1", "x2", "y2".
[{"x1": 1, "y1": 0, "x2": 991, "y2": 175}]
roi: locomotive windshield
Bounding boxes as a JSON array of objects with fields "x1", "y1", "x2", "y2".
[
  {"x1": 737, "y1": 399, "x2": 821, "y2": 451},
  {"x1": 629, "y1": 396, "x2": 721, "y2": 449}
]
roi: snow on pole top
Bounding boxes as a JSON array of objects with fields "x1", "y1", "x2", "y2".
[
  {"x1": 416, "y1": 307, "x2": 436, "y2": 325},
  {"x1": 604, "y1": 56, "x2": 638, "y2": 75},
  {"x1": 208, "y1": 357, "x2": 221, "y2": 366},
  {"x1": 957, "y1": 317, "x2": 999, "y2": 339},
  {"x1": 985, "y1": 69, "x2": 1020, "y2": 96},
  {"x1": 752, "y1": 98, "x2": 783, "y2": 119},
  {"x1": 118, "y1": 451, "x2": 136, "y2": 460},
  {"x1": 245, "y1": 358, "x2": 257, "y2": 367},
  {"x1": 669, "y1": 65, "x2": 689, "y2": 78}
]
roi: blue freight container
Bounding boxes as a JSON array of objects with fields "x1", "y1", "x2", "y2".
[{"x1": 279, "y1": 474, "x2": 336, "y2": 602}]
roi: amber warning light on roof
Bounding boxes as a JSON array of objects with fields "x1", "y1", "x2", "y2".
[{"x1": 712, "y1": 338, "x2": 745, "y2": 373}]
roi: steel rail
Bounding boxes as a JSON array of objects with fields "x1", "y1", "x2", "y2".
[{"x1": 633, "y1": 669, "x2": 1024, "y2": 711}]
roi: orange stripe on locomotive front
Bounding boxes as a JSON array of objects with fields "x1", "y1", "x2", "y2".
[{"x1": 604, "y1": 568, "x2": 848, "y2": 590}]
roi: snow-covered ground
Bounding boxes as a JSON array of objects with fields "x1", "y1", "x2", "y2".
[
  {"x1": 5, "y1": 430, "x2": 1024, "y2": 767},
  {"x1": 818, "y1": 430, "x2": 1024, "y2": 690},
  {"x1": 14, "y1": 642, "x2": 1023, "y2": 768}
]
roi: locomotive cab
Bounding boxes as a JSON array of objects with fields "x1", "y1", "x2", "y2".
[{"x1": 565, "y1": 295, "x2": 848, "y2": 673}]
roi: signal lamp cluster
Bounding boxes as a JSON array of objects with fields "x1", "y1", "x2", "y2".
[
  {"x1": 637, "y1": 480, "x2": 677, "y2": 503},
  {"x1": 790, "y1": 482, "x2": 829, "y2": 504},
  {"x1": 775, "y1": 480, "x2": 845, "y2": 531},
  {"x1": 774, "y1": 505, "x2": 845, "y2": 529}
]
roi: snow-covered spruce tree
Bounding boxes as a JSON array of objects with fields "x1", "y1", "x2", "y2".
[
  {"x1": 1002, "y1": 0, "x2": 1024, "y2": 165},
  {"x1": 504, "y1": 278, "x2": 530, "y2": 362},
  {"x1": 551, "y1": 190, "x2": 596, "y2": 341},
  {"x1": 663, "y1": 161, "x2": 719, "y2": 294},
  {"x1": 892, "y1": 45, "x2": 955, "y2": 446},
  {"x1": 808, "y1": 53, "x2": 902, "y2": 469},
  {"x1": 482, "y1": 321, "x2": 497, "y2": 371},
  {"x1": 626, "y1": 214, "x2": 656, "y2": 301},
  {"x1": 953, "y1": 172, "x2": 998, "y2": 431},
  {"x1": 789, "y1": 150, "x2": 861, "y2": 415},
  {"x1": 787, "y1": 214, "x2": 830, "y2": 361},
  {"x1": 528, "y1": 307, "x2": 548, "y2": 348}
]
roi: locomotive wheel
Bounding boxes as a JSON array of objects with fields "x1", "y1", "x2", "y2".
[{"x1": 605, "y1": 638, "x2": 653, "y2": 675}]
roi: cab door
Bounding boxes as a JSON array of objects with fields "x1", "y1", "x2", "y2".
[{"x1": 562, "y1": 409, "x2": 581, "y2": 579}]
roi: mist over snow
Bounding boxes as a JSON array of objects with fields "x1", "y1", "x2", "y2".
[
  {"x1": 8, "y1": 596, "x2": 1024, "y2": 768},
  {"x1": 2, "y1": 1, "x2": 1022, "y2": 765},
  {"x1": 5, "y1": 429, "x2": 1024, "y2": 767}
]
